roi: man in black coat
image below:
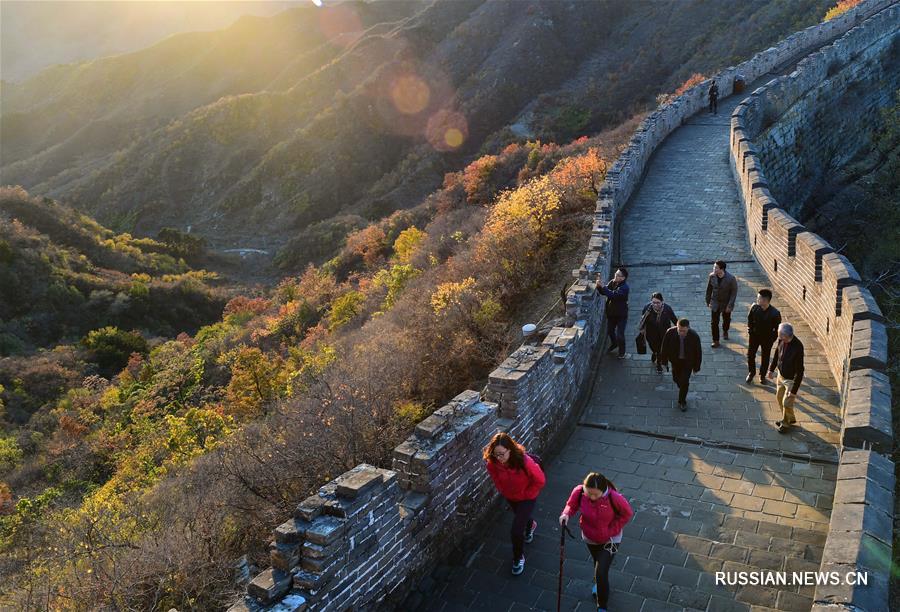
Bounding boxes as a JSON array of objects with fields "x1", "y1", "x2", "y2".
[
  {"x1": 746, "y1": 288, "x2": 781, "y2": 385},
  {"x1": 659, "y1": 318, "x2": 702, "y2": 411},
  {"x1": 596, "y1": 267, "x2": 630, "y2": 359},
  {"x1": 767, "y1": 322, "x2": 805, "y2": 433}
]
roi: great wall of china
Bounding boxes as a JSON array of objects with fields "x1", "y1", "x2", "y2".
[{"x1": 229, "y1": 2, "x2": 898, "y2": 610}]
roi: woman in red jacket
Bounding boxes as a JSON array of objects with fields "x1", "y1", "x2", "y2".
[
  {"x1": 559, "y1": 472, "x2": 634, "y2": 612},
  {"x1": 484, "y1": 432, "x2": 546, "y2": 575}
]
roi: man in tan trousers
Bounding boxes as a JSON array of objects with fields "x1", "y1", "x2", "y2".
[{"x1": 767, "y1": 323, "x2": 805, "y2": 433}]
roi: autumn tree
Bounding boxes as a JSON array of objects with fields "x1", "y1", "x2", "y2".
[
  {"x1": 392, "y1": 226, "x2": 426, "y2": 264},
  {"x1": 81, "y1": 327, "x2": 149, "y2": 375},
  {"x1": 221, "y1": 347, "x2": 286, "y2": 419},
  {"x1": 550, "y1": 147, "x2": 607, "y2": 208},
  {"x1": 476, "y1": 175, "x2": 562, "y2": 297}
]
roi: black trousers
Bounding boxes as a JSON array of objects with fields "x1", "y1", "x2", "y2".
[
  {"x1": 607, "y1": 315, "x2": 627, "y2": 356},
  {"x1": 709, "y1": 97, "x2": 718, "y2": 113},
  {"x1": 711, "y1": 309, "x2": 731, "y2": 342},
  {"x1": 586, "y1": 542, "x2": 617, "y2": 608},
  {"x1": 747, "y1": 334, "x2": 775, "y2": 376},
  {"x1": 507, "y1": 498, "x2": 536, "y2": 561},
  {"x1": 671, "y1": 359, "x2": 692, "y2": 404}
]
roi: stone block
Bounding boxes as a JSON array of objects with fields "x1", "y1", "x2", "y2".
[
  {"x1": 274, "y1": 518, "x2": 308, "y2": 545},
  {"x1": 849, "y1": 318, "x2": 888, "y2": 372},
  {"x1": 842, "y1": 369, "x2": 892, "y2": 453},
  {"x1": 295, "y1": 495, "x2": 328, "y2": 522},
  {"x1": 843, "y1": 285, "x2": 884, "y2": 322},
  {"x1": 828, "y1": 503, "x2": 892, "y2": 547},
  {"x1": 272, "y1": 592, "x2": 308, "y2": 612},
  {"x1": 293, "y1": 569, "x2": 329, "y2": 591},
  {"x1": 398, "y1": 491, "x2": 428, "y2": 516},
  {"x1": 414, "y1": 413, "x2": 448, "y2": 439},
  {"x1": 335, "y1": 465, "x2": 385, "y2": 499},
  {"x1": 270, "y1": 540, "x2": 302, "y2": 573},
  {"x1": 822, "y1": 252, "x2": 861, "y2": 286},
  {"x1": 815, "y1": 561, "x2": 891, "y2": 609},
  {"x1": 247, "y1": 568, "x2": 292, "y2": 605},
  {"x1": 304, "y1": 516, "x2": 347, "y2": 546},
  {"x1": 302, "y1": 537, "x2": 346, "y2": 560}
]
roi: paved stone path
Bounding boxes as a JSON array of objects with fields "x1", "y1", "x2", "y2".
[{"x1": 422, "y1": 80, "x2": 842, "y2": 612}]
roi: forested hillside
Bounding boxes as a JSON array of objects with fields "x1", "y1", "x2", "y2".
[
  {"x1": 0, "y1": 1, "x2": 852, "y2": 609},
  {"x1": 2, "y1": 0, "x2": 835, "y2": 266}
]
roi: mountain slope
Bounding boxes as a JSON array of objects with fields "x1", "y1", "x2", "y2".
[
  {"x1": 2, "y1": 0, "x2": 835, "y2": 265},
  {"x1": 0, "y1": 187, "x2": 228, "y2": 351}
]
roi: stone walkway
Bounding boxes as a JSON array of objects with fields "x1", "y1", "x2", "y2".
[{"x1": 421, "y1": 82, "x2": 841, "y2": 612}]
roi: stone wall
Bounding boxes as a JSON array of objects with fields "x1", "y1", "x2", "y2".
[
  {"x1": 729, "y1": 3, "x2": 897, "y2": 610},
  {"x1": 227, "y1": 1, "x2": 897, "y2": 609},
  {"x1": 753, "y1": 34, "x2": 899, "y2": 217}
]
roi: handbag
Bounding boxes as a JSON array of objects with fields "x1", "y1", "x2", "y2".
[
  {"x1": 635, "y1": 332, "x2": 647, "y2": 355},
  {"x1": 635, "y1": 308, "x2": 650, "y2": 355}
]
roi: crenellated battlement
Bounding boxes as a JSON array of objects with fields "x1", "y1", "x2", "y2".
[
  {"x1": 729, "y1": 4, "x2": 897, "y2": 609},
  {"x1": 229, "y1": 1, "x2": 897, "y2": 609}
]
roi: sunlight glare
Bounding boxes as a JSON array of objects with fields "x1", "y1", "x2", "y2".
[
  {"x1": 426, "y1": 110, "x2": 468, "y2": 151},
  {"x1": 390, "y1": 75, "x2": 431, "y2": 115}
]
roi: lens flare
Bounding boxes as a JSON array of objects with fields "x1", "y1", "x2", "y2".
[
  {"x1": 426, "y1": 110, "x2": 468, "y2": 151},
  {"x1": 390, "y1": 75, "x2": 431, "y2": 115},
  {"x1": 444, "y1": 128, "x2": 464, "y2": 148}
]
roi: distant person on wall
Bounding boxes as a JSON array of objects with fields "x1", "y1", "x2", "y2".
[
  {"x1": 768, "y1": 323, "x2": 805, "y2": 433},
  {"x1": 596, "y1": 267, "x2": 630, "y2": 359},
  {"x1": 484, "y1": 432, "x2": 546, "y2": 575},
  {"x1": 746, "y1": 288, "x2": 781, "y2": 385},
  {"x1": 659, "y1": 318, "x2": 702, "y2": 411},
  {"x1": 708, "y1": 80, "x2": 719, "y2": 114},
  {"x1": 639, "y1": 292, "x2": 678, "y2": 374},
  {"x1": 706, "y1": 259, "x2": 738, "y2": 348},
  {"x1": 559, "y1": 471, "x2": 634, "y2": 612}
]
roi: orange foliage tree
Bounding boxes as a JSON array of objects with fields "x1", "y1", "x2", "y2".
[
  {"x1": 549, "y1": 147, "x2": 607, "y2": 208},
  {"x1": 462, "y1": 155, "x2": 500, "y2": 205},
  {"x1": 824, "y1": 0, "x2": 861, "y2": 21},
  {"x1": 674, "y1": 73, "x2": 708, "y2": 96}
]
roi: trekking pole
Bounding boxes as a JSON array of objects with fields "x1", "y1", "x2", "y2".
[{"x1": 557, "y1": 523, "x2": 576, "y2": 612}]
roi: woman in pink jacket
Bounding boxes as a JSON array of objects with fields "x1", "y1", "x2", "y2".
[
  {"x1": 559, "y1": 472, "x2": 634, "y2": 612},
  {"x1": 484, "y1": 432, "x2": 546, "y2": 575}
]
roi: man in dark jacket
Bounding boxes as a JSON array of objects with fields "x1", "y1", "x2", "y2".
[
  {"x1": 659, "y1": 318, "x2": 702, "y2": 411},
  {"x1": 708, "y1": 81, "x2": 719, "y2": 114},
  {"x1": 706, "y1": 260, "x2": 738, "y2": 348},
  {"x1": 596, "y1": 267, "x2": 630, "y2": 359},
  {"x1": 767, "y1": 323, "x2": 804, "y2": 433},
  {"x1": 640, "y1": 292, "x2": 678, "y2": 374},
  {"x1": 746, "y1": 288, "x2": 781, "y2": 385}
]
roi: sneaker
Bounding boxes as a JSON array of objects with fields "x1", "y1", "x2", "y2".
[
  {"x1": 723, "y1": 331, "x2": 729, "y2": 340},
  {"x1": 745, "y1": 373, "x2": 754, "y2": 384},
  {"x1": 776, "y1": 420, "x2": 795, "y2": 433},
  {"x1": 678, "y1": 401, "x2": 687, "y2": 412},
  {"x1": 759, "y1": 375, "x2": 767, "y2": 385},
  {"x1": 656, "y1": 365, "x2": 663, "y2": 374},
  {"x1": 616, "y1": 353, "x2": 626, "y2": 360},
  {"x1": 511, "y1": 556, "x2": 525, "y2": 575},
  {"x1": 606, "y1": 344, "x2": 618, "y2": 354},
  {"x1": 524, "y1": 520, "x2": 537, "y2": 543},
  {"x1": 711, "y1": 342, "x2": 720, "y2": 348}
]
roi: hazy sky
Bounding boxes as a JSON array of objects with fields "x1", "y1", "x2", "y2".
[{"x1": 1, "y1": 1, "x2": 307, "y2": 83}]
